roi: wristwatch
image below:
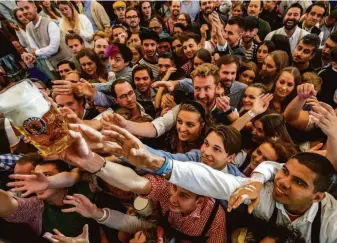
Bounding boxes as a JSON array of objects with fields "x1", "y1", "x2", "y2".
[
  {"x1": 247, "y1": 110, "x2": 256, "y2": 119},
  {"x1": 224, "y1": 107, "x2": 234, "y2": 116}
]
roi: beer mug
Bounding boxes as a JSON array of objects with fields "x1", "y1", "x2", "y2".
[
  {"x1": 0, "y1": 79, "x2": 72, "y2": 156},
  {"x1": 133, "y1": 196, "x2": 153, "y2": 217}
]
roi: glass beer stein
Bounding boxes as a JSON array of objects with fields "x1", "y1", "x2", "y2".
[{"x1": 0, "y1": 79, "x2": 72, "y2": 156}]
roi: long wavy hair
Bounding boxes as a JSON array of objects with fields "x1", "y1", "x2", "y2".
[{"x1": 57, "y1": 1, "x2": 81, "y2": 32}]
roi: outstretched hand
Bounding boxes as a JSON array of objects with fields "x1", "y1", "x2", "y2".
[
  {"x1": 7, "y1": 172, "x2": 49, "y2": 197},
  {"x1": 251, "y1": 93, "x2": 273, "y2": 115},
  {"x1": 228, "y1": 181, "x2": 263, "y2": 214},
  {"x1": 62, "y1": 194, "x2": 102, "y2": 220},
  {"x1": 45, "y1": 224, "x2": 89, "y2": 243},
  {"x1": 310, "y1": 102, "x2": 337, "y2": 137},
  {"x1": 151, "y1": 81, "x2": 176, "y2": 92}
]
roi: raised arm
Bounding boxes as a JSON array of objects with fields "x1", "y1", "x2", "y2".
[
  {"x1": 311, "y1": 103, "x2": 337, "y2": 170},
  {"x1": 0, "y1": 190, "x2": 18, "y2": 217},
  {"x1": 284, "y1": 83, "x2": 316, "y2": 130}
]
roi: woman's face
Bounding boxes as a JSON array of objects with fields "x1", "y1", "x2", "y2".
[
  {"x1": 239, "y1": 69, "x2": 256, "y2": 85},
  {"x1": 261, "y1": 55, "x2": 277, "y2": 78},
  {"x1": 58, "y1": 4, "x2": 73, "y2": 19},
  {"x1": 252, "y1": 120, "x2": 265, "y2": 143},
  {"x1": 79, "y1": 56, "x2": 97, "y2": 76},
  {"x1": 172, "y1": 39, "x2": 183, "y2": 57},
  {"x1": 242, "y1": 87, "x2": 263, "y2": 111},
  {"x1": 232, "y1": 6, "x2": 243, "y2": 17},
  {"x1": 141, "y1": 2, "x2": 151, "y2": 17},
  {"x1": 15, "y1": 9, "x2": 30, "y2": 25},
  {"x1": 42, "y1": 0, "x2": 51, "y2": 8},
  {"x1": 176, "y1": 110, "x2": 203, "y2": 142},
  {"x1": 274, "y1": 71, "x2": 295, "y2": 98},
  {"x1": 130, "y1": 47, "x2": 141, "y2": 64},
  {"x1": 256, "y1": 44, "x2": 269, "y2": 64},
  {"x1": 177, "y1": 14, "x2": 188, "y2": 26},
  {"x1": 193, "y1": 56, "x2": 206, "y2": 69}
]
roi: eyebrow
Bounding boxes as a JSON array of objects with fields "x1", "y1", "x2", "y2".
[{"x1": 284, "y1": 165, "x2": 309, "y2": 187}]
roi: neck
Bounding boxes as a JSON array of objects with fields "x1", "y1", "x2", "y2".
[
  {"x1": 46, "y1": 189, "x2": 68, "y2": 207},
  {"x1": 242, "y1": 39, "x2": 253, "y2": 49},
  {"x1": 140, "y1": 88, "x2": 151, "y2": 100},
  {"x1": 130, "y1": 105, "x2": 141, "y2": 118},
  {"x1": 171, "y1": 15, "x2": 178, "y2": 21},
  {"x1": 230, "y1": 41, "x2": 240, "y2": 48},
  {"x1": 203, "y1": 13, "x2": 211, "y2": 24},
  {"x1": 145, "y1": 55, "x2": 157, "y2": 62},
  {"x1": 273, "y1": 94, "x2": 285, "y2": 103},
  {"x1": 130, "y1": 25, "x2": 140, "y2": 34},
  {"x1": 284, "y1": 202, "x2": 313, "y2": 215},
  {"x1": 181, "y1": 205, "x2": 196, "y2": 217},
  {"x1": 303, "y1": 20, "x2": 313, "y2": 29},
  {"x1": 294, "y1": 61, "x2": 309, "y2": 71},
  {"x1": 284, "y1": 27, "x2": 296, "y2": 37},
  {"x1": 32, "y1": 15, "x2": 40, "y2": 25}
]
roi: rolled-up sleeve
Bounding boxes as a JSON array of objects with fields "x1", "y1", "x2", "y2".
[
  {"x1": 35, "y1": 21, "x2": 60, "y2": 58},
  {"x1": 151, "y1": 105, "x2": 179, "y2": 137}
]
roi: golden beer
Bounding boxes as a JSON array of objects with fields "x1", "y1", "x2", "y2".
[{"x1": 0, "y1": 79, "x2": 72, "y2": 156}]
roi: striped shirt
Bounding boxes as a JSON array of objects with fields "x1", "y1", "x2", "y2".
[
  {"x1": 240, "y1": 40, "x2": 258, "y2": 61},
  {"x1": 135, "y1": 58, "x2": 159, "y2": 79}
]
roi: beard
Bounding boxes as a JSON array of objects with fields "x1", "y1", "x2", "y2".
[
  {"x1": 283, "y1": 19, "x2": 298, "y2": 30},
  {"x1": 242, "y1": 36, "x2": 253, "y2": 44},
  {"x1": 203, "y1": 7, "x2": 214, "y2": 16}
]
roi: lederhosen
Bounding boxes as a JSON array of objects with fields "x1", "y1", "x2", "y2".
[
  {"x1": 269, "y1": 202, "x2": 322, "y2": 243},
  {"x1": 159, "y1": 200, "x2": 220, "y2": 243}
]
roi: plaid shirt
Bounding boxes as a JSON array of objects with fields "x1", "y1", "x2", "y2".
[
  {"x1": 143, "y1": 174, "x2": 226, "y2": 243},
  {"x1": 0, "y1": 154, "x2": 22, "y2": 171}
]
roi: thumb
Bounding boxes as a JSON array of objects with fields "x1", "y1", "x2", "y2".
[
  {"x1": 310, "y1": 143, "x2": 323, "y2": 151},
  {"x1": 81, "y1": 224, "x2": 89, "y2": 238},
  {"x1": 248, "y1": 199, "x2": 259, "y2": 214}
]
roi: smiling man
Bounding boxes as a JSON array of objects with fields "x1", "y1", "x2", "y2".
[{"x1": 265, "y1": 3, "x2": 310, "y2": 53}]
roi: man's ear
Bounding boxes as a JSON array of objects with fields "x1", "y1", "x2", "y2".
[
  {"x1": 196, "y1": 196, "x2": 205, "y2": 206},
  {"x1": 228, "y1": 153, "x2": 236, "y2": 163},
  {"x1": 312, "y1": 192, "x2": 326, "y2": 203}
]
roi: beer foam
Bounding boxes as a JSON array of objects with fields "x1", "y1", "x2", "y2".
[
  {"x1": 134, "y1": 197, "x2": 149, "y2": 210},
  {"x1": 0, "y1": 80, "x2": 49, "y2": 126}
]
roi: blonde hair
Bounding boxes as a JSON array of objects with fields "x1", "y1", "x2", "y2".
[
  {"x1": 191, "y1": 63, "x2": 220, "y2": 85},
  {"x1": 302, "y1": 72, "x2": 322, "y2": 93},
  {"x1": 57, "y1": 1, "x2": 80, "y2": 32}
]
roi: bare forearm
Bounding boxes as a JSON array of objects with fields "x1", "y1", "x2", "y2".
[
  {"x1": 284, "y1": 96, "x2": 306, "y2": 122},
  {"x1": 124, "y1": 121, "x2": 157, "y2": 137},
  {"x1": 83, "y1": 120, "x2": 102, "y2": 131},
  {"x1": 0, "y1": 190, "x2": 18, "y2": 216},
  {"x1": 327, "y1": 136, "x2": 337, "y2": 171},
  {"x1": 227, "y1": 111, "x2": 239, "y2": 123},
  {"x1": 96, "y1": 161, "x2": 151, "y2": 194},
  {"x1": 231, "y1": 112, "x2": 252, "y2": 131},
  {"x1": 48, "y1": 169, "x2": 81, "y2": 189}
]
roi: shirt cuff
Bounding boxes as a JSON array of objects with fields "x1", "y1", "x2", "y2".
[{"x1": 217, "y1": 42, "x2": 228, "y2": 52}]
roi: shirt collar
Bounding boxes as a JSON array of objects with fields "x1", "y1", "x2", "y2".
[
  {"x1": 34, "y1": 15, "x2": 42, "y2": 28},
  {"x1": 220, "y1": 166, "x2": 228, "y2": 173},
  {"x1": 275, "y1": 201, "x2": 319, "y2": 223}
]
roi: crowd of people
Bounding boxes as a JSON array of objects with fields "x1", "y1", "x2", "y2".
[{"x1": 0, "y1": 0, "x2": 337, "y2": 242}]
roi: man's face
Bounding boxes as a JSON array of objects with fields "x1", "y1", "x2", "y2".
[
  {"x1": 247, "y1": 0, "x2": 262, "y2": 17},
  {"x1": 173, "y1": 26, "x2": 183, "y2": 35},
  {"x1": 14, "y1": 162, "x2": 34, "y2": 175},
  {"x1": 322, "y1": 38, "x2": 337, "y2": 61},
  {"x1": 283, "y1": 7, "x2": 301, "y2": 30},
  {"x1": 264, "y1": 1, "x2": 277, "y2": 11},
  {"x1": 219, "y1": 63, "x2": 237, "y2": 88},
  {"x1": 182, "y1": 38, "x2": 198, "y2": 59},
  {"x1": 200, "y1": 0, "x2": 214, "y2": 16},
  {"x1": 142, "y1": 39, "x2": 157, "y2": 58},
  {"x1": 157, "y1": 41, "x2": 171, "y2": 55},
  {"x1": 114, "y1": 7, "x2": 126, "y2": 22},
  {"x1": 242, "y1": 28, "x2": 258, "y2": 44},
  {"x1": 200, "y1": 131, "x2": 232, "y2": 170},
  {"x1": 58, "y1": 63, "x2": 72, "y2": 79},
  {"x1": 193, "y1": 75, "x2": 217, "y2": 108},
  {"x1": 17, "y1": 1, "x2": 37, "y2": 21},
  {"x1": 149, "y1": 20, "x2": 163, "y2": 34},
  {"x1": 305, "y1": 5, "x2": 325, "y2": 28},
  {"x1": 109, "y1": 53, "x2": 128, "y2": 72},
  {"x1": 67, "y1": 39, "x2": 85, "y2": 55},
  {"x1": 170, "y1": 1, "x2": 180, "y2": 17},
  {"x1": 134, "y1": 69, "x2": 151, "y2": 94},
  {"x1": 250, "y1": 142, "x2": 278, "y2": 170},
  {"x1": 168, "y1": 184, "x2": 202, "y2": 214},
  {"x1": 55, "y1": 94, "x2": 84, "y2": 118},
  {"x1": 94, "y1": 38, "x2": 109, "y2": 60},
  {"x1": 126, "y1": 10, "x2": 140, "y2": 28},
  {"x1": 158, "y1": 58, "x2": 174, "y2": 78},
  {"x1": 224, "y1": 24, "x2": 243, "y2": 47},
  {"x1": 292, "y1": 40, "x2": 315, "y2": 64},
  {"x1": 115, "y1": 82, "x2": 137, "y2": 110},
  {"x1": 127, "y1": 34, "x2": 141, "y2": 46},
  {"x1": 112, "y1": 27, "x2": 127, "y2": 41},
  {"x1": 34, "y1": 163, "x2": 64, "y2": 201},
  {"x1": 273, "y1": 159, "x2": 323, "y2": 207}
]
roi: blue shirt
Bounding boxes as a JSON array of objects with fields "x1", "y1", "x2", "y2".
[
  {"x1": 83, "y1": 0, "x2": 98, "y2": 32},
  {"x1": 0, "y1": 154, "x2": 22, "y2": 171},
  {"x1": 180, "y1": 0, "x2": 200, "y2": 22}
]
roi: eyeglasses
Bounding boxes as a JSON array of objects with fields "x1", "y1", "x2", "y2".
[
  {"x1": 118, "y1": 90, "x2": 135, "y2": 100},
  {"x1": 126, "y1": 15, "x2": 138, "y2": 19}
]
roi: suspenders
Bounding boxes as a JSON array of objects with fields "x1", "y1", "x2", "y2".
[{"x1": 270, "y1": 202, "x2": 322, "y2": 243}]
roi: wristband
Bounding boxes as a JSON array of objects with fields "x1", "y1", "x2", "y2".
[
  {"x1": 96, "y1": 208, "x2": 107, "y2": 222},
  {"x1": 92, "y1": 157, "x2": 107, "y2": 175},
  {"x1": 155, "y1": 157, "x2": 169, "y2": 175},
  {"x1": 247, "y1": 110, "x2": 256, "y2": 119}
]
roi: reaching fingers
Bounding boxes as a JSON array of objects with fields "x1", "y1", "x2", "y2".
[
  {"x1": 7, "y1": 180, "x2": 27, "y2": 187},
  {"x1": 318, "y1": 102, "x2": 336, "y2": 116},
  {"x1": 248, "y1": 198, "x2": 259, "y2": 214},
  {"x1": 8, "y1": 174, "x2": 36, "y2": 181},
  {"x1": 101, "y1": 130, "x2": 125, "y2": 146}
]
